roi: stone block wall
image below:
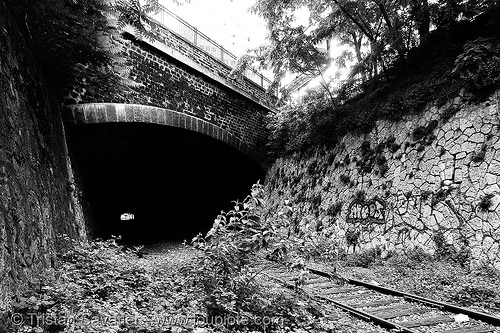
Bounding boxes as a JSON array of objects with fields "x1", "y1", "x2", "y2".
[
  {"x1": 65, "y1": 103, "x2": 266, "y2": 167},
  {"x1": 265, "y1": 90, "x2": 500, "y2": 268},
  {"x1": 0, "y1": 1, "x2": 88, "y2": 308}
]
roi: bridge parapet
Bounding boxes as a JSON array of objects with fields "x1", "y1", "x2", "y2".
[
  {"x1": 145, "y1": 8, "x2": 276, "y2": 108},
  {"x1": 151, "y1": 5, "x2": 273, "y2": 91}
]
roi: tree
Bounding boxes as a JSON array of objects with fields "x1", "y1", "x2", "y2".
[
  {"x1": 410, "y1": 0, "x2": 431, "y2": 42},
  {"x1": 4, "y1": 0, "x2": 179, "y2": 101},
  {"x1": 249, "y1": 0, "x2": 499, "y2": 89}
]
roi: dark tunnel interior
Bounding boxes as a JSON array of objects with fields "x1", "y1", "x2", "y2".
[{"x1": 66, "y1": 122, "x2": 265, "y2": 245}]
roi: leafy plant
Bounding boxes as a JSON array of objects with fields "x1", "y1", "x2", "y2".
[
  {"x1": 5, "y1": 237, "x2": 209, "y2": 333},
  {"x1": 405, "y1": 246, "x2": 433, "y2": 263},
  {"x1": 433, "y1": 229, "x2": 456, "y2": 259},
  {"x1": 387, "y1": 140, "x2": 401, "y2": 153},
  {"x1": 354, "y1": 190, "x2": 366, "y2": 202},
  {"x1": 191, "y1": 183, "x2": 285, "y2": 324},
  {"x1": 412, "y1": 120, "x2": 438, "y2": 142},
  {"x1": 307, "y1": 160, "x2": 318, "y2": 175},
  {"x1": 379, "y1": 163, "x2": 390, "y2": 176},
  {"x1": 431, "y1": 186, "x2": 451, "y2": 207},
  {"x1": 311, "y1": 193, "x2": 322, "y2": 210},
  {"x1": 421, "y1": 190, "x2": 433, "y2": 201},
  {"x1": 441, "y1": 104, "x2": 459, "y2": 122},
  {"x1": 451, "y1": 285, "x2": 499, "y2": 307},
  {"x1": 478, "y1": 193, "x2": 495, "y2": 212},
  {"x1": 471, "y1": 144, "x2": 488, "y2": 162},
  {"x1": 294, "y1": 190, "x2": 307, "y2": 203},
  {"x1": 326, "y1": 152, "x2": 336, "y2": 165},
  {"x1": 432, "y1": 229, "x2": 470, "y2": 266},
  {"x1": 189, "y1": 182, "x2": 351, "y2": 329},
  {"x1": 452, "y1": 37, "x2": 500, "y2": 89},
  {"x1": 345, "y1": 247, "x2": 382, "y2": 268},
  {"x1": 327, "y1": 201, "x2": 343, "y2": 217},
  {"x1": 5, "y1": 0, "x2": 174, "y2": 101},
  {"x1": 340, "y1": 174, "x2": 351, "y2": 184},
  {"x1": 345, "y1": 228, "x2": 360, "y2": 248}
]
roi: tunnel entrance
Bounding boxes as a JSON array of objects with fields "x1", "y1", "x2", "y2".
[{"x1": 66, "y1": 122, "x2": 265, "y2": 245}]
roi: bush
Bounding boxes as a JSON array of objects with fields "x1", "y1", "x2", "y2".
[
  {"x1": 345, "y1": 247, "x2": 382, "y2": 268},
  {"x1": 191, "y1": 184, "x2": 294, "y2": 306},
  {"x1": 340, "y1": 174, "x2": 350, "y2": 184},
  {"x1": 5, "y1": 237, "x2": 206, "y2": 333},
  {"x1": 354, "y1": 190, "x2": 366, "y2": 201},
  {"x1": 432, "y1": 230, "x2": 471, "y2": 266},
  {"x1": 406, "y1": 246, "x2": 434, "y2": 263},
  {"x1": 451, "y1": 285, "x2": 499, "y2": 307},
  {"x1": 452, "y1": 37, "x2": 500, "y2": 89},
  {"x1": 471, "y1": 144, "x2": 487, "y2": 163},
  {"x1": 433, "y1": 230, "x2": 456, "y2": 259},
  {"x1": 190, "y1": 183, "x2": 349, "y2": 331},
  {"x1": 327, "y1": 202, "x2": 343, "y2": 216}
]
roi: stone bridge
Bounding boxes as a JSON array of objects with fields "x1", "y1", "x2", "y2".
[
  {"x1": 65, "y1": 7, "x2": 275, "y2": 167},
  {"x1": 62, "y1": 8, "x2": 276, "y2": 242}
]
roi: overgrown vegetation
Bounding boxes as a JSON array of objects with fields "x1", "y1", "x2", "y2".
[
  {"x1": 2, "y1": 238, "x2": 206, "y2": 333},
  {"x1": 264, "y1": 5, "x2": 500, "y2": 158},
  {"x1": 432, "y1": 229, "x2": 471, "y2": 266},
  {"x1": 452, "y1": 37, "x2": 500, "y2": 89},
  {"x1": 0, "y1": 181, "x2": 380, "y2": 333},
  {"x1": 478, "y1": 193, "x2": 496, "y2": 212},
  {"x1": 189, "y1": 183, "x2": 353, "y2": 331},
  {"x1": 5, "y1": 0, "x2": 500, "y2": 329},
  {"x1": 327, "y1": 201, "x2": 343, "y2": 217},
  {"x1": 431, "y1": 184, "x2": 452, "y2": 207},
  {"x1": 471, "y1": 143, "x2": 488, "y2": 162},
  {"x1": 0, "y1": 234, "x2": 353, "y2": 333},
  {"x1": 412, "y1": 120, "x2": 438, "y2": 145},
  {"x1": 355, "y1": 141, "x2": 390, "y2": 176},
  {"x1": 4, "y1": 179, "x2": 499, "y2": 331}
]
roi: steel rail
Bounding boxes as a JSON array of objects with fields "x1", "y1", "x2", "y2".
[
  {"x1": 315, "y1": 294, "x2": 420, "y2": 333},
  {"x1": 307, "y1": 266, "x2": 500, "y2": 327},
  {"x1": 268, "y1": 272, "x2": 419, "y2": 333}
]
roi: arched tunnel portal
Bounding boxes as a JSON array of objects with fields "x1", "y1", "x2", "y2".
[{"x1": 66, "y1": 121, "x2": 265, "y2": 245}]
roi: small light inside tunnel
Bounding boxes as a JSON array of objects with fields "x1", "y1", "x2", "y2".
[{"x1": 120, "y1": 213, "x2": 135, "y2": 221}]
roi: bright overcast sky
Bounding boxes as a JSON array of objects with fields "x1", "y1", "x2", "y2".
[{"x1": 160, "y1": 0, "x2": 268, "y2": 57}]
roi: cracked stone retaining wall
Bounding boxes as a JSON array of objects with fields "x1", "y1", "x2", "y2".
[
  {"x1": 265, "y1": 90, "x2": 500, "y2": 268},
  {"x1": 0, "y1": 1, "x2": 89, "y2": 309}
]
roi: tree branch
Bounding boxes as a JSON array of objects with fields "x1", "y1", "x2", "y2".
[{"x1": 331, "y1": 0, "x2": 375, "y2": 42}]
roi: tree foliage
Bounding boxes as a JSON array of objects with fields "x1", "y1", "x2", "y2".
[
  {"x1": 452, "y1": 37, "x2": 500, "y2": 88},
  {"x1": 248, "y1": 0, "x2": 500, "y2": 156},
  {"x1": 250, "y1": 0, "x2": 500, "y2": 87},
  {"x1": 4, "y1": 0, "x2": 178, "y2": 100}
]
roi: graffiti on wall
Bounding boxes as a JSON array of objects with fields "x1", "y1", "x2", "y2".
[
  {"x1": 345, "y1": 198, "x2": 387, "y2": 249},
  {"x1": 346, "y1": 198, "x2": 386, "y2": 226}
]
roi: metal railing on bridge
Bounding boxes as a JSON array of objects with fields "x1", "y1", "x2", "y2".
[{"x1": 149, "y1": 4, "x2": 274, "y2": 90}]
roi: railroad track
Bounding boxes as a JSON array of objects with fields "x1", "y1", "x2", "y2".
[{"x1": 257, "y1": 261, "x2": 500, "y2": 333}]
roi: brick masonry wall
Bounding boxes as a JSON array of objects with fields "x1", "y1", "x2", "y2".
[
  {"x1": 81, "y1": 32, "x2": 272, "y2": 161},
  {"x1": 265, "y1": 90, "x2": 500, "y2": 268},
  {"x1": 153, "y1": 25, "x2": 275, "y2": 106},
  {"x1": 0, "y1": 1, "x2": 88, "y2": 308}
]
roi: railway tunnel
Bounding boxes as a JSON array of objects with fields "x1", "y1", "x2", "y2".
[{"x1": 66, "y1": 122, "x2": 265, "y2": 245}]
